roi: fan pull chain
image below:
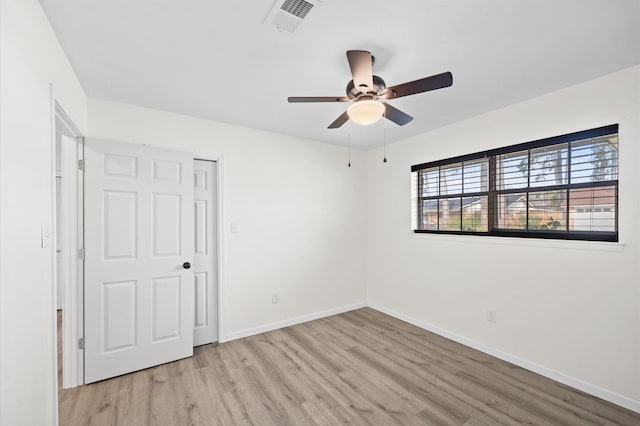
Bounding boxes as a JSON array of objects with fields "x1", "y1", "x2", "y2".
[
  {"x1": 348, "y1": 123, "x2": 351, "y2": 168},
  {"x1": 383, "y1": 110, "x2": 388, "y2": 163}
]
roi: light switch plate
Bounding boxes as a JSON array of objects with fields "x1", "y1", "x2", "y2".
[{"x1": 41, "y1": 223, "x2": 52, "y2": 248}]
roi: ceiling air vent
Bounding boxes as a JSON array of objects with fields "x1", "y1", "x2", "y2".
[
  {"x1": 281, "y1": 0, "x2": 314, "y2": 19},
  {"x1": 265, "y1": 0, "x2": 322, "y2": 33}
]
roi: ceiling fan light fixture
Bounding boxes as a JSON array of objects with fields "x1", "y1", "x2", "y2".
[
  {"x1": 288, "y1": 50, "x2": 452, "y2": 129},
  {"x1": 347, "y1": 100, "x2": 384, "y2": 125}
]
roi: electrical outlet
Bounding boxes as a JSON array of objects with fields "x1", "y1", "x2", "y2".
[
  {"x1": 272, "y1": 293, "x2": 279, "y2": 304},
  {"x1": 487, "y1": 310, "x2": 497, "y2": 323}
]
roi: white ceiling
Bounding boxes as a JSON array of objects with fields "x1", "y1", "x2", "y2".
[{"x1": 40, "y1": 0, "x2": 640, "y2": 150}]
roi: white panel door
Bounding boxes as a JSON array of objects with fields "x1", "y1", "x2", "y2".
[
  {"x1": 84, "y1": 138, "x2": 194, "y2": 383},
  {"x1": 193, "y1": 160, "x2": 218, "y2": 346}
]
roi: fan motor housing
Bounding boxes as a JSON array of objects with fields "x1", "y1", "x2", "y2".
[{"x1": 346, "y1": 75, "x2": 386, "y2": 99}]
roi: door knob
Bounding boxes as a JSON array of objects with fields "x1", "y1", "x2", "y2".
[{"x1": 183, "y1": 262, "x2": 191, "y2": 269}]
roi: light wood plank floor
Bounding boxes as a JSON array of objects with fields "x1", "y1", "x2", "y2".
[{"x1": 58, "y1": 308, "x2": 640, "y2": 425}]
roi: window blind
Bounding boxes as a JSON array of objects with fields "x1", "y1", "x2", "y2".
[{"x1": 411, "y1": 124, "x2": 618, "y2": 242}]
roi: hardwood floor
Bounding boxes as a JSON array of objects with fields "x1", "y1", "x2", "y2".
[{"x1": 58, "y1": 308, "x2": 640, "y2": 425}]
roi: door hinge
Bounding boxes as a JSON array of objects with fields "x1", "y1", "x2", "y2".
[
  {"x1": 78, "y1": 159, "x2": 85, "y2": 171},
  {"x1": 78, "y1": 337, "x2": 85, "y2": 350},
  {"x1": 78, "y1": 248, "x2": 85, "y2": 260}
]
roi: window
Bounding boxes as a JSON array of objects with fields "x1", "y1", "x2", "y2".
[{"x1": 411, "y1": 124, "x2": 618, "y2": 242}]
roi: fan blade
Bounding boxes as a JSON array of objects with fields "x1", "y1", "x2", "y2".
[
  {"x1": 288, "y1": 96, "x2": 350, "y2": 103},
  {"x1": 383, "y1": 103, "x2": 413, "y2": 126},
  {"x1": 384, "y1": 72, "x2": 453, "y2": 99},
  {"x1": 328, "y1": 111, "x2": 350, "y2": 129},
  {"x1": 346, "y1": 50, "x2": 374, "y2": 93}
]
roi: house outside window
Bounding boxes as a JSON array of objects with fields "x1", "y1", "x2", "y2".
[{"x1": 411, "y1": 124, "x2": 619, "y2": 242}]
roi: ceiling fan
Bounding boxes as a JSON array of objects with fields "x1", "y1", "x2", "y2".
[{"x1": 288, "y1": 50, "x2": 453, "y2": 129}]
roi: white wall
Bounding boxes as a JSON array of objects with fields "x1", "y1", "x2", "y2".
[
  {"x1": 2, "y1": 1, "x2": 637, "y2": 421},
  {"x1": 367, "y1": 65, "x2": 640, "y2": 409},
  {"x1": 0, "y1": 0, "x2": 88, "y2": 424},
  {"x1": 87, "y1": 98, "x2": 368, "y2": 340}
]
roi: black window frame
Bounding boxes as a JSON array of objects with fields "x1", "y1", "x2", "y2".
[{"x1": 411, "y1": 124, "x2": 619, "y2": 242}]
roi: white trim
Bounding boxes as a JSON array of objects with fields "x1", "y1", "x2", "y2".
[
  {"x1": 368, "y1": 302, "x2": 640, "y2": 414},
  {"x1": 54, "y1": 100, "x2": 84, "y2": 136},
  {"x1": 217, "y1": 157, "x2": 226, "y2": 342},
  {"x1": 192, "y1": 152, "x2": 226, "y2": 343},
  {"x1": 53, "y1": 99, "x2": 85, "y2": 393},
  {"x1": 62, "y1": 136, "x2": 84, "y2": 389},
  {"x1": 76, "y1": 137, "x2": 85, "y2": 384},
  {"x1": 226, "y1": 302, "x2": 367, "y2": 341},
  {"x1": 49, "y1": 85, "x2": 58, "y2": 426},
  {"x1": 407, "y1": 232, "x2": 625, "y2": 253}
]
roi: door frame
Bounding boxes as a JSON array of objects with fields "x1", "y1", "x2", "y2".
[
  {"x1": 50, "y1": 91, "x2": 85, "y2": 399},
  {"x1": 59, "y1": 131, "x2": 84, "y2": 389},
  {"x1": 194, "y1": 153, "x2": 226, "y2": 343},
  {"x1": 49, "y1": 83, "x2": 84, "y2": 424}
]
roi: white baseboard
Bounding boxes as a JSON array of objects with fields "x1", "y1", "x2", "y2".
[
  {"x1": 225, "y1": 302, "x2": 367, "y2": 342},
  {"x1": 368, "y1": 303, "x2": 640, "y2": 414}
]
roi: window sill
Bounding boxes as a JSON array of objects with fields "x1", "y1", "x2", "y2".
[{"x1": 407, "y1": 231, "x2": 625, "y2": 252}]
